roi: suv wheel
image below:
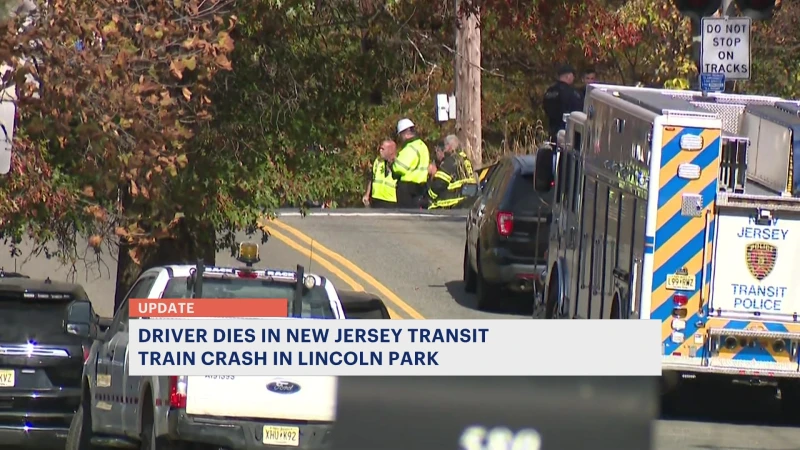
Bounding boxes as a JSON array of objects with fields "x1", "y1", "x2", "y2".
[
  {"x1": 475, "y1": 256, "x2": 496, "y2": 311},
  {"x1": 463, "y1": 244, "x2": 477, "y2": 293},
  {"x1": 66, "y1": 397, "x2": 96, "y2": 450}
]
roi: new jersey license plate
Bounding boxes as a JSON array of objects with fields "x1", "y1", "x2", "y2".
[
  {"x1": 666, "y1": 274, "x2": 696, "y2": 291},
  {"x1": 263, "y1": 425, "x2": 299, "y2": 446},
  {"x1": 0, "y1": 370, "x2": 14, "y2": 387}
]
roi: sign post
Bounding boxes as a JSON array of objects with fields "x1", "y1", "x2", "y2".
[
  {"x1": 0, "y1": 102, "x2": 15, "y2": 175},
  {"x1": 700, "y1": 15, "x2": 752, "y2": 93}
]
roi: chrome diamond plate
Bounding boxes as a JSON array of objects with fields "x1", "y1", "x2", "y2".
[
  {"x1": 708, "y1": 357, "x2": 799, "y2": 373},
  {"x1": 708, "y1": 327, "x2": 800, "y2": 340},
  {"x1": 691, "y1": 102, "x2": 745, "y2": 134}
]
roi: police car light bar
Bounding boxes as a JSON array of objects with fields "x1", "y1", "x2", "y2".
[{"x1": 204, "y1": 266, "x2": 300, "y2": 283}]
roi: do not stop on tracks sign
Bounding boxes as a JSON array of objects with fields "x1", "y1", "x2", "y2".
[{"x1": 701, "y1": 17, "x2": 751, "y2": 81}]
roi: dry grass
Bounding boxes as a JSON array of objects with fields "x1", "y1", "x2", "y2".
[{"x1": 480, "y1": 120, "x2": 549, "y2": 168}]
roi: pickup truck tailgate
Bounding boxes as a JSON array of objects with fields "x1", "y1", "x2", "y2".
[{"x1": 185, "y1": 375, "x2": 337, "y2": 421}]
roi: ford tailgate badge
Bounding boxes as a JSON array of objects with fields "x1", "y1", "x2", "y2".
[{"x1": 267, "y1": 380, "x2": 301, "y2": 394}]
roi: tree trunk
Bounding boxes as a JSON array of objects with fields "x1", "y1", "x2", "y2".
[
  {"x1": 112, "y1": 218, "x2": 216, "y2": 313},
  {"x1": 454, "y1": 0, "x2": 482, "y2": 167}
]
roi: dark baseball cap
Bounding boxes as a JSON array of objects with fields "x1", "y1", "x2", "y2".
[{"x1": 557, "y1": 64, "x2": 576, "y2": 76}]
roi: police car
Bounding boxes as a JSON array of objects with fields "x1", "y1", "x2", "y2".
[{"x1": 66, "y1": 242, "x2": 390, "y2": 450}]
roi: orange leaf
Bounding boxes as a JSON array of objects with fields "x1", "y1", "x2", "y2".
[
  {"x1": 214, "y1": 54, "x2": 232, "y2": 71},
  {"x1": 182, "y1": 87, "x2": 192, "y2": 100},
  {"x1": 169, "y1": 59, "x2": 185, "y2": 80},
  {"x1": 88, "y1": 235, "x2": 102, "y2": 248},
  {"x1": 217, "y1": 31, "x2": 235, "y2": 52}
]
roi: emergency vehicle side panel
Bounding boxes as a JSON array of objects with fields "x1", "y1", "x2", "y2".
[
  {"x1": 651, "y1": 124, "x2": 721, "y2": 359},
  {"x1": 578, "y1": 96, "x2": 653, "y2": 320}
]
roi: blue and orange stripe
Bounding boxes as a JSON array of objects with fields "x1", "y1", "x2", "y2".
[
  {"x1": 705, "y1": 318, "x2": 800, "y2": 363},
  {"x1": 650, "y1": 126, "x2": 721, "y2": 357}
]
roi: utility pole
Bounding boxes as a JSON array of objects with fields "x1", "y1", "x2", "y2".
[{"x1": 454, "y1": 0, "x2": 482, "y2": 167}]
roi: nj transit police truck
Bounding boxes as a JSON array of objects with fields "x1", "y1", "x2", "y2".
[{"x1": 531, "y1": 84, "x2": 800, "y2": 411}]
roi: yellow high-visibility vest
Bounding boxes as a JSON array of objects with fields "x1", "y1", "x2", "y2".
[
  {"x1": 394, "y1": 139, "x2": 430, "y2": 184},
  {"x1": 371, "y1": 157, "x2": 397, "y2": 203}
]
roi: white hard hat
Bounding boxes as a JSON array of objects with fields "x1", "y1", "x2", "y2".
[{"x1": 396, "y1": 118, "x2": 415, "y2": 135}]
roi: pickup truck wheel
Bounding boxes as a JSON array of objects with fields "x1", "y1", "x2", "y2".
[
  {"x1": 141, "y1": 404, "x2": 181, "y2": 450},
  {"x1": 463, "y1": 244, "x2": 477, "y2": 293},
  {"x1": 66, "y1": 403, "x2": 96, "y2": 450}
]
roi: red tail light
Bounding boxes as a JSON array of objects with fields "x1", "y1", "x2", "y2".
[
  {"x1": 169, "y1": 376, "x2": 187, "y2": 408},
  {"x1": 237, "y1": 270, "x2": 258, "y2": 279},
  {"x1": 497, "y1": 211, "x2": 514, "y2": 236},
  {"x1": 673, "y1": 294, "x2": 689, "y2": 307},
  {"x1": 82, "y1": 345, "x2": 90, "y2": 362}
]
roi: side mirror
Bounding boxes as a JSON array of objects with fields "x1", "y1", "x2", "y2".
[
  {"x1": 66, "y1": 321, "x2": 96, "y2": 339},
  {"x1": 534, "y1": 146, "x2": 555, "y2": 192}
]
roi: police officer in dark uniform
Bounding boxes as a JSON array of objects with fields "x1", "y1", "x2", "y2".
[
  {"x1": 578, "y1": 66, "x2": 597, "y2": 104},
  {"x1": 541, "y1": 64, "x2": 583, "y2": 142}
]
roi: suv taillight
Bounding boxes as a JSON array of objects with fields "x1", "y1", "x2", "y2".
[
  {"x1": 169, "y1": 376, "x2": 187, "y2": 408},
  {"x1": 497, "y1": 211, "x2": 514, "y2": 236},
  {"x1": 82, "y1": 345, "x2": 90, "y2": 362}
]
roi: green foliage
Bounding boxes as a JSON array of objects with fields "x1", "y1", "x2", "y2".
[
  {"x1": 745, "y1": 1, "x2": 800, "y2": 97},
  {"x1": 204, "y1": 0, "x2": 456, "y2": 206}
]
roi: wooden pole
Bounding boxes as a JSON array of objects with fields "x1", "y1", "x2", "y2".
[{"x1": 454, "y1": 0, "x2": 482, "y2": 167}]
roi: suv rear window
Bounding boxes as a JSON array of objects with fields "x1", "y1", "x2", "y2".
[
  {"x1": 508, "y1": 173, "x2": 553, "y2": 214},
  {"x1": 162, "y1": 277, "x2": 336, "y2": 319},
  {"x1": 0, "y1": 297, "x2": 90, "y2": 342}
]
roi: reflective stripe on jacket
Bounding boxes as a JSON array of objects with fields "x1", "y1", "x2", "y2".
[{"x1": 428, "y1": 151, "x2": 477, "y2": 209}]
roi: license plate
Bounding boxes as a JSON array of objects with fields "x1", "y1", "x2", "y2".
[
  {"x1": 0, "y1": 370, "x2": 14, "y2": 387},
  {"x1": 666, "y1": 274, "x2": 696, "y2": 291},
  {"x1": 262, "y1": 425, "x2": 299, "y2": 446}
]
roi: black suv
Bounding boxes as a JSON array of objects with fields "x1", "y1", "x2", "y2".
[
  {"x1": 0, "y1": 272, "x2": 101, "y2": 448},
  {"x1": 463, "y1": 155, "x2": 553, "y2": 310}
]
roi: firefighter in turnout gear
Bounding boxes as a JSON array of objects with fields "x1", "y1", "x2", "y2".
[
  {"x1": 392, "y1": 118, "x2": 431, "y2": 208},
  {"x1": 363, "y1": 140, "x2": 397, "y2": 208},
  {"x1": 428, "y1": 135, "x2": 477, "y2": 209}
]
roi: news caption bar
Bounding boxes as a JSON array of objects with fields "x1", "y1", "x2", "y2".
[{"x1": 128, "y1": 298, "x2": 662, "y2": 376}]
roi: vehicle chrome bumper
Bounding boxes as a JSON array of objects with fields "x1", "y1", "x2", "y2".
[
  {"x1": 168, "y1": 410, "x2": 334, "y2": 450},
  {"x1": 0, "y1": 424, "x2": 70, "y2": 448}
]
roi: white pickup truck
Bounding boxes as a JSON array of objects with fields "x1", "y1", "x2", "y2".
[{"x1": 66, "y1": 242, "x2": 391, "y2": 450}]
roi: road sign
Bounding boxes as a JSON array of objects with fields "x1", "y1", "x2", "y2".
[
  {"x1": 700, "y1": 73, "x2": 726, "y2": 93},
  {"x1": 701, "y1": 17, "x2": 751, "y2": 81},
  {"x1": 0, "y1": 102, "x2": 15, "y2": 175}
]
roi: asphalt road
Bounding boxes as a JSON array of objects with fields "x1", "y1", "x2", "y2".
[{"x1": 1, "y1": 209, "x2": 800, "y2": 449}]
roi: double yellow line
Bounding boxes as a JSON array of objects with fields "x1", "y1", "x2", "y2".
[{"x1": 264, "y1": 220, "x2": 426, "y2": 320}]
